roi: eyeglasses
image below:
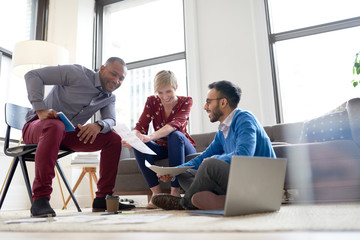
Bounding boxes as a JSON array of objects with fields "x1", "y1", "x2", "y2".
[{"x1": 205, "y1": 98, "x2": 224, "y2": 106}]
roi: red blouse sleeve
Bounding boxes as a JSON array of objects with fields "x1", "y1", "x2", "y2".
[
  {"x1": 133, "y1": 96, "x2": 154, "y2": 134},
  {"x1": 167, "y1": 97, "x2": 193, "y2": 130}
]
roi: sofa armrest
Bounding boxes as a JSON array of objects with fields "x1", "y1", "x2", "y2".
[
  {"x1": 347, "y1": 98, "x2": 360, "y2": 146},
  {"x1": 185, "y1": 152, "x2": 202, "y2": 162},
  {"x1": 264, "y1": 122, "x2": 304, "y2": 144},
  {"x1": 191, "y1": 132, "x2": 216, "y2": 152}
]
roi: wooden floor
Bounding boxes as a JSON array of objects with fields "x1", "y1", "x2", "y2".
[{"x1": 1, "y1": 231, "x2": 360, "y2": 240}]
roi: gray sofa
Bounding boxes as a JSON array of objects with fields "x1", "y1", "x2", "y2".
[
  {"x1": 266, "y1": 98, "x2": 360, "y2": 202},
  {"x1": 114, "y1": 98, "x2": 360, "y2": 202}
]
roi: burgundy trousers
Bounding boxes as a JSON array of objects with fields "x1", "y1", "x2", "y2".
[{"x1": 22, "y1": 118, "x2": 122, "y2": 201}]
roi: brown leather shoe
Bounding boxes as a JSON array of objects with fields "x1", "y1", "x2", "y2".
[
  {"x1": 151, "y1": 194, "x2": 184, "y2": 210},
  {"x1": 145, "y1": 201, "x2": 158, "y2": 209},
  {"x1": 191, "y1": 191, "x2": 226, "y2": 210}
]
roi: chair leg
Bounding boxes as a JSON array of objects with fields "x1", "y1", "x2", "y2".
[
  {"x1": 18, "y1": 158, "x2": 33, "y2": 204},
  {"x1": 55, "y1": 161, "x2": 82, "y2": 212},
  {"x1": 0, "y1": 158, "x2": 20, "y2": 209},
  {"x1": 0, "y1": 158, "x2": 15, "y2": 196}
]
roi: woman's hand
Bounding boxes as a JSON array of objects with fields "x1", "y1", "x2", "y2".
[
  {"x1": 157, "y1": 173, "x2": 174, "y2": 183},
  {"x1": 135, "y1": 132, "x2": 153, "y2": 143}
]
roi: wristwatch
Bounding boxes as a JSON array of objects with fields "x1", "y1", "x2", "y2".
[{"x1": 96, "y1": 120, "x2": 104, "y2": 131}]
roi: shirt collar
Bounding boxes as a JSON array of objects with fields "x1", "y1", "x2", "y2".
[
  {"x1": 95, "y1": 72, "x2": 111, "y2": 96},
  {"x1": 218, "y1": 108, "x2": 237, "y2": 138}
]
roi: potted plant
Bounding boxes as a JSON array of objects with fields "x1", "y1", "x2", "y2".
[{"x1": 352, "y1": 51, "x2": 360, "y2": 87}]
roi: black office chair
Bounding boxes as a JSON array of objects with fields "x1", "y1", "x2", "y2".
[{"x1": 0, "y1": 103, "x2": 81, "y2": 212}]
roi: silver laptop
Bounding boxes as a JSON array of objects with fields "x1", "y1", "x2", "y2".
[{"x1": 190, "y1": 156, "x2": 287, "y2": 216}]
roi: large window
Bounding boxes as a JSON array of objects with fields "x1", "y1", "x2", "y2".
[
  {"x1": 98, "y1": 0, "x2": 186, "y2": 129},
  {"x1": 266, "y1": 0, "x2": 360, "y2": 123},
  {"x1": 0, "y1": 0, "x2": 38, "y2": 139}
]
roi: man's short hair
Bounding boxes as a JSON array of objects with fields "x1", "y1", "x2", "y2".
[
  {"x1": 105, "y1": 57, "x2": 126, "y2": 67},
  {"x1": 208, "y1": 80, "x2": 242, "y2": 109}
]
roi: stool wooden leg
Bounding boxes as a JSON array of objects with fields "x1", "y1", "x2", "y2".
[
  {"x1": 55, "y1": 168, "x2": 66, "y2": 208},
  {"x1": 88, "y1": 171, "x2": 94, "y2": 202},
  {"x1": 91, "y1": 171, "x2": 98, "y2": 184},
  {"x1": 62, "y1": 168, "x2": 86, "y2": 210},
  {"x1": 88, "y1": 167, "x2": 98, "y2": 202}
]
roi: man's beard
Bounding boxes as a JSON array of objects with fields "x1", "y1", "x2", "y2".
[{"x1": 210, "y1": 105, "x2": 223, "y2": 123}]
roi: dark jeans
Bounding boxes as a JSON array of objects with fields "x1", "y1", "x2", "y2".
[
  {"x1": 178, "y1": 158, "x2": 230, "y2": 209},
  {"x1": 133, "y1": 131, "x2": 196, "y2": 188}
]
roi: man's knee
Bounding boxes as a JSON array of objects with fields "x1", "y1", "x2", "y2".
[
  {"x1": 201, "y1": 158, "x2": 222, "y2": 169},
  {"x1": 105, "y1": 130, "x2": 122, "y2": 145},
  {"x1": 42, "y1": 119, "x2": 66, "y2": 137}
]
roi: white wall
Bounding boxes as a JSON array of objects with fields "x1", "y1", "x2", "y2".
[
  {"x1": 186, "y1": 0, "x2": 276, "y2": 134},
  {"x1": 48, "y1": 0, "x2": 95, "y2": 209},
  {"x1": 48, "y1": 0, "x2": 94, "y2": 68}
]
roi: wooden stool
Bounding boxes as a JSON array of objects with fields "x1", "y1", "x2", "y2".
[{"x1": 62, "y1": 166, "x2": 98, "y2": 210}]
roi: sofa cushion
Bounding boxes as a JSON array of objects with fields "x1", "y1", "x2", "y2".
[
  {"x1": 300, "y1": 110, "x2": 352, "y2": 143},
  {"x1": 264, "y1": 122, "x2": 304, "y2": 144}
]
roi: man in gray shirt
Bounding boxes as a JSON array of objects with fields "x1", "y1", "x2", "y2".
[{"x1": 22, "y1": 57, "x2": 133, "y2": 217}]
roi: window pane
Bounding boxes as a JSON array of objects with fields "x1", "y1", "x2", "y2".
[
  {"x1": 268, "y1": 0, "x2": 360, "y2": 33},
  {"x1": 115, "y1": 60, "x2": 187, "y2": 129},
  {"x1": 103, "y1": 0, "x2": 185, "y2": 63},
  {"x1": 0, "y1": 0, "x2": 35, "y2": 51},
  {"x1": 275, "y1": 27, "x2": 360, "y2": 123},
  {"x1": 0, "y1": 0, "x2": 35, "y2": 139},
  {"x1": 0, "y1": 56, "x2": 30, "y2": 139}
]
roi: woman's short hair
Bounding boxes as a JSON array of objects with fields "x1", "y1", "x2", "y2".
[
  {"x1": 154, "y1": 70, "x2": 178, "y2": 93},
  {"x1": 208, "y1": 80, "x2": 242, "y2": 109}
]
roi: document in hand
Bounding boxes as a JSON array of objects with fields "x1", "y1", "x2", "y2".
[
  {"x1": 113, "y1": 124, "x2": 156, "y2": 155},
  {"x1": 57, "y1": 112, "x2": 75, "y2": 132},
  {"x1": 145, "y1": 160, "x2": 194, "y2": 176}
]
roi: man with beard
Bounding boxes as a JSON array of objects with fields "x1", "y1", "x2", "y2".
[{"x1": 152, "y1": 80, "x2": 275, "y2": 210}]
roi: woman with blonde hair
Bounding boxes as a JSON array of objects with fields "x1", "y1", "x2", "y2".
[{"x1": 122, "y1": 70, "x2": 196, "y2": 209}]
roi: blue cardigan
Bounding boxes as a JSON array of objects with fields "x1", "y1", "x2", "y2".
[{"x1": 181, "y1": 109, "x2": 276, "y2": 169}]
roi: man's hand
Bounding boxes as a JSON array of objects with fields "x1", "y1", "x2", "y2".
[
  {"x1": 77, "y1": 123, "x2": 101, "y2": 144},
  {"x1": 36, "y1": 109, "x2": 57, "y2": 120},
  {"x1": 157, "y1": 173, "x2": 174, "y2": 183},
  {"x1": 121, "y1": 139, "x2": 132, "y2": 149}
]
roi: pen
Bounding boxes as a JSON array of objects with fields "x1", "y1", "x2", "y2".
[{"x1": 101, "y1": 211, "x2": 122, "y2": 215}]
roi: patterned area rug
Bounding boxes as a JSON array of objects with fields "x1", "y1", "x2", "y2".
[{"x1": 1, "y1": 203, "x2": 360, "y2": 232}]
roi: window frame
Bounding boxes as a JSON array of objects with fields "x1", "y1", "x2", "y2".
[
  {"x1": 93, "y1": 0, "x2": 188, "y2": 128},
  {"x1": 0, "y1": 0, "x2": 48, "y2": 142},
  {"x1": 93, "y1": 0, "x2": 186, "y2": 71},
  {"x1": 264, "y1": 0, "x2": 360, "y2": 123}
]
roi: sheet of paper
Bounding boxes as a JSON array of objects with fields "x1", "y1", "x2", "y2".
[
  {"x1": 145, "y1": 160, "x2": 193, "y2": 176},
  {"x1": 4, "y1": 214, "x2": 172, "y2": 225},
  {"x1": 91, "y1": 214, "x2": 172, "y2": 225},
  {"x1": 5, "y1": 218, "x2": 53, "y2": 224},
  {"x1": 113, "y1": 124, "x2": 156, "y2": 155}
]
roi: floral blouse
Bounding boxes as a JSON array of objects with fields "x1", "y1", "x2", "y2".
[{"x1": 133, "y1": 95, "x2": 196, "y2": 148}]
